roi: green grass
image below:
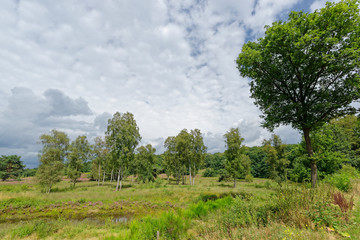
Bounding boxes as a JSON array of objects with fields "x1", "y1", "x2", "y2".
[{"x1": 0, "y1": 176, "x2": 359, "y2": 239}]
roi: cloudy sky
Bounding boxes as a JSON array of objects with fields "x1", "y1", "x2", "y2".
[{"x1": 0, "y1": 0, "x2": 338, "y2": 168}]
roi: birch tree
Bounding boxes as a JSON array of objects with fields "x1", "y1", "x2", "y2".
[
  {"x1": 37, "y1": 129, "x2": 69, "y2": 193},
  {"x1": 106, "y1": 112, "x2": 141, "y2": 191}
]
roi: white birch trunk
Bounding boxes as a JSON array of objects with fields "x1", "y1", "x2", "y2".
[
  {"x1": 189, "y1": 166, "x2": 192, "y2": 186},
  {"x1": 116, "y1": 167, "x2": 121, "y2": 191},
  {"x1": 102, "y1": 170, "x2": 106, "y2": 186},
  {"x1": 98, "y1": 163, "x2": 101, "y2": 186},
  {"x1": 110, "y1": 168, "x2": 114, "y2": 182},
  {"x1": 119, "y1": 167, "x2": 122, "y2": 190}
]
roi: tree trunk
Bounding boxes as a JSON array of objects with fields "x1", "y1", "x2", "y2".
[
  {"x1": 98, "y1": 163, "x2": 101, "y2": 186},
  {"x1": 119, "y1": 167, "x2": 122, "y2": 190},
  {"x1": 110, "y1": 168, "x2": 114, "y2": 183},
  {"x1": 233, "y1": 176, "x2": 236, "y2": 188},
  {"x1": 102, "y1": 170, "x2": 106, "y2": 186},
  {"x1": 303, "y1": 128, "x2": 317, "y2": 188},
  {"x1": 116, "y1": 167, "x2": 121, "y2": 191},
  {"x1": 189, "y1": 166, "x2": 192, "y2": 186},
  {"x1": 192, "y1": 164, "x2": 196, "y2": 185}
]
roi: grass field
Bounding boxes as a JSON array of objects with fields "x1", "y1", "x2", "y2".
[{"x1": 0, "y1": 175, "x2": 359, "y2": 239}]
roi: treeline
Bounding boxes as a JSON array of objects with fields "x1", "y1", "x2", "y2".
[
  {"x1": 204, "y1": 115, "x2": 360, "y2": 187},
  {"x1": 36, "y1": 112, "x2": 208, "y2": 193},
  {"x1": 34, "y1": 113, "x2": 360, "y2": 193}
]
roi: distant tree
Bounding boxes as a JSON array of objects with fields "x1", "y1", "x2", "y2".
[
  {"x1": 189, "y1": 129, "x2": 207, "y2": 185},
  {"x1": 263, "y1": 135, "x2": 290, "y2": 185},
  {"x1": 67, "y1": 135, "x2": 90, "y2": 187},
  {"x1": 175, "y1": 129, "x2": 192, "y2": 185},
  {"x1": 224, "y1": 128, "x2": 251, "y2": 188},
  {"x1": 0, "y1": 155, "x2": 25, "y2": 181},
  {"x1": 290, "y1": 117, "x2": 354, "y2": 182},
  {"x1": 245, "y1": 147, "x2": 268, "y2": 178},
  {"x1": 91, "y1": 136, "x2": 110, "y2": 185},
  {"x1": 135, "y1": 144, "x2": 157, "y2": 183},
  {"x1": 164, "y1": 136, "x2": 183, "y2": 184},
  {"x1": 237, "y1": 0, "x2": 360, "y2": 187},
  {"x1": 37, "y1": 129, "x2": 69, "y2": 193},
  {"x1": 106, "y1": 112, "x2": 141, "y2": 191}
]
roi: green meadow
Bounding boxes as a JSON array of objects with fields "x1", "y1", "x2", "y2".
[{"x1": 0, "y1": 175, "x2": 359, "y2": 239}]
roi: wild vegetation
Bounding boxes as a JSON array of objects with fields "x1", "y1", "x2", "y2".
[{"x1": 1, "y1": 0, "x2": 360, "y2": 239}]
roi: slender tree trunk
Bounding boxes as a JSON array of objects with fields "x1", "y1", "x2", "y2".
[
  {"x1": 192, "y1": 164, "x2": 196, "y2": 185},
  {"x1": 98, "y1": 164, "x2": 101, "y2": 186},
  {"x1": 120, "y1": 167, "x2": 122, "y2": 190},
  {"x1": 233, "y1": 176, "x2": 236, "y2": 188},
  {"x1": 116, "y1": 167, "x2": 121, "y2": 191},
  {"x1": 189, "y1": 166, "x2": 192, "y2": 186},
  {"x1": 102, "y1": 170, "x2": 105, "y2": 186},
  {"x1": 110, "y1": 168, "x2": 114, "y2": 182},
  {"x1": 303, "y1": 128, "x2": 317, "y2": 188}
]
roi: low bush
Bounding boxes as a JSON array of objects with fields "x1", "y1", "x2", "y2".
[
  {"x1": 129, "y1": 211, "x2": 189, "y2": 240},
  {"x1": 202, "y1": 168, "x2": 217, "y2": 177},
  {"x1": 323, "y1": 165, "x2": 359, "y2": 192}
]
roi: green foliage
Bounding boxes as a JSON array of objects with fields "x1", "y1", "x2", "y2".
[
  {"x1": 323, "y1": 165, "x2": 360, "y2": 191},
  {"x1": 237, "y1": 0, "x2": 360, "y2": 132},
  {"x1": 129, "y1": 211, "x2": 188, "y2": 240},
  {"x1": 135, "y1": 144, "x2": 157, "y2": 183},
  {"x1": 202, "y1": 168, "x2": 217, "y2": 177},
  {"x1": 263, "y1": 135, "x2": 289, "y2": 185},
  {"x1": 0, "y1": 155, "x2": 25, "y2": 181},
  {"x1": 237, "y1": 0, "x2": 360, "y2": 187},
  {"x1": 11, "y1": 219, "x2": 59, "y2": 238},
  {"x1": 245, "y1": 147, "x2": 268, "y2": 178},
  {"x1": 37, "y1": 129, "x2": 69, "y2": 193},
  {"x1": 224, "y1": 128, "x2": 252, "y2": 187},
  {"x1": 91, "y1": 136, "x2": 111, "y2": 183},
  {"x1": 219, "y1": 183, "x2": 346, "y2": 232},
  {"x1": 106, "y1": 112, "x2": 141, "y2": 190},
  {"x1": 22, "y1": 168, "x2": 37, "y2": 177},
  {"x1": 163, "y1": 136, "x2": 183, "y2": 184},
  {"x1": 67, "y1": 135, "x2": 91, "y2": 187},
  {"x1": 163, "y1": 128, "x2": 207, "y2": 185},
  {"x1": 245, "y1": 174, "x2": 254, "y2": 182}
]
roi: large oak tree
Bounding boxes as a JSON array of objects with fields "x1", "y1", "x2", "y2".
[{"x1": 237, "y1": 0, "x2": 360, "y2": 187}]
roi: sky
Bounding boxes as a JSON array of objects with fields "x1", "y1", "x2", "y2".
[{"x1": 0, "y1": 0, "x2": 339, "y2": 168}]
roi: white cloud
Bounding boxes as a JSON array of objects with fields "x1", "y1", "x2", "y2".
[
  {"x1": 0, "y1": 0, "x2": 312, "y2": 167},
  {"x1": 310, "y1": 0, "x2": 340, "y2": 12}
]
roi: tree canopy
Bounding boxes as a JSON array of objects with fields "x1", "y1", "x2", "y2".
[
  {"x1": 37, "y1": 129, "x2": 69, "y2": 193},
  {"x1": 237, "y1": 0, "x2": 360, "y2": 187},
  {"x1": 106, "y1": 112, "x2": 141, "y2": 191}
]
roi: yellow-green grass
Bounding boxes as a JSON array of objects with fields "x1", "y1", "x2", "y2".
[{"x1": 0, "y1": 176, "x2": 358, "y2": 239}]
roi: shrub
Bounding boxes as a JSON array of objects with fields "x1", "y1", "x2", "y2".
[
  {"x1": 129, "y1": 211, "x2": 188, "y2": 240},
  {"x1": 323, "y1": 165, "x2": 359, "y2": 192},
  {"x1": 245, "y1": 174, "x2": 254, "y2": 182},
  {"x1": 202, "y1": 168, "x2": 217, "y2": 177}
]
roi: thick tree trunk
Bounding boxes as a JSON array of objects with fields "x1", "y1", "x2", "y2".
[
  {"x1": 303, "y1": 128, "x2": 317, "y2": 188},
  {"x1": 116, "y1": 167, "x2": 121, "y2": 191}
]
